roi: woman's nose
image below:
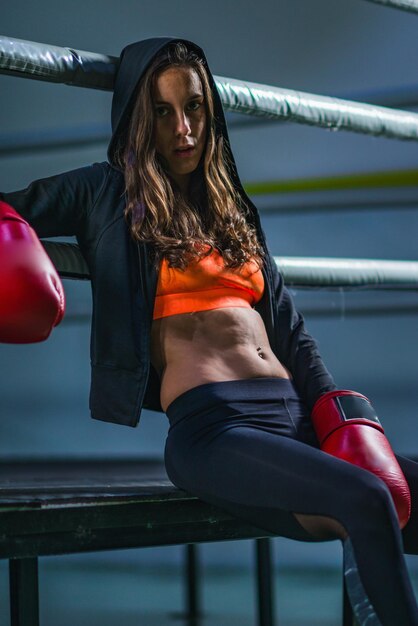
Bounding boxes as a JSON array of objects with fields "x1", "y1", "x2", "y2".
[{"x1": 174, "y1": 111, "x2": 191, "y2": 136}]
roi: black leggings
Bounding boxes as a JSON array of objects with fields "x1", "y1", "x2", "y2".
[{"x1": 164, "y1": 377, "x2": 418, "y2": 626}]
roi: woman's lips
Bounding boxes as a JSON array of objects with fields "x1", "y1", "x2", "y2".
[{"x1": 174, "y1": 147, "x2": 195, "y2": 158}]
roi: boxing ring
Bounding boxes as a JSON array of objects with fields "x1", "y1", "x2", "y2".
[
  {"x1": 1, "y1": 24, "x2": 418, "y2": 626},
  {"x1": 363, "y1": 0, "x2": 418, "y2": 15}
]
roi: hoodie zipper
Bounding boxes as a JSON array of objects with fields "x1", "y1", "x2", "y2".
[
  {"x1": 137, "y1": 241, "x2": 158, "y2": 316},
  {"x1": 137, "y1": 242, "x2": 149, "y2": 313}
]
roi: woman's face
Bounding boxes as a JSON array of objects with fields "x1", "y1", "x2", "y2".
[{"x1": 153, "y1": 65, "x2": 207, "y2": 194}]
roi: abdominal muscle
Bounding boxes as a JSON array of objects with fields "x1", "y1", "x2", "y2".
[{"x1": 150, "y1": 306, "x2": 291, "y2": 413}]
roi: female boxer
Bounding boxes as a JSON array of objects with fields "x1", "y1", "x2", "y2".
[{"x1": 2, "y1": 38, "x2": 418, "y2": 625}]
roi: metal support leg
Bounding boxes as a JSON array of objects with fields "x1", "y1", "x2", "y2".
[
  {"x1": 9, "y1": 557, "x2": 39, "y2": 626},
  {"x1": 255, "y1": 538, "x2": 275, "y2": 626},
  {"x1": 185, "y1": 543, "x2": 202, "y2": 625},
  {"x1": 170, "y1": 544, "x2": 204, "y2": 625}
]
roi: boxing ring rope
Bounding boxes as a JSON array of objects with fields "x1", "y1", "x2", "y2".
[
  {"x1": 43, "y1": 241, "x2": 418, "y2": 290},
  {"x1": 3, "y1": 83, "x2": 418, "y2": 157},
  {"x1": 362, "y1": 0, "x2": 418, "y2": 15},
  {"x1": 2, "y1": 35, "x2": 418, "y2": 141}
]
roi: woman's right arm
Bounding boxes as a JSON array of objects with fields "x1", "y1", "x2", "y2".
[
  {"x1": 0, "y1": 161, "x2": 108, "y2": 238},
  {"x1": 0, "y1": 162, "x2": 109, "y2": 342}
]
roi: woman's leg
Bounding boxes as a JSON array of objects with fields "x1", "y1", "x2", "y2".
[
  {"x1": 297, "y1": 452, "x2": 418, "y2": 626},
  {"x1": 164, "y1": 379, "x2": 418, "y2": 625},
  {"x1": 343, "y1": 536, "x2": 383, "y2": 626}
]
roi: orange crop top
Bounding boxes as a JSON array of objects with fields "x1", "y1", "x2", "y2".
[{"x1": 153, "y1": 245, "x2": 265, "y2": 320}]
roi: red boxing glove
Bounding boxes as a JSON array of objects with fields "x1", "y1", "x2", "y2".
[
  {"x1": 311, "y1": 390, "x2": 411, "y2": 529},
  {"x1": 0, "y1": 201, "x2": 65, "y2": 343}
]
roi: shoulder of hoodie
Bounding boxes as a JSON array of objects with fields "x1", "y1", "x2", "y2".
[
  {"x1": 79, "y1": 160, "x2": 125, "y2": 212},
  {"x1": 83, "y1": 160, "x2": 124, "y2": 191},
  {"x1": 62, "y1": 160, "x2": 127, "y2": 232},
  {"x1": 60, "y1": 160, "x2": 124, "y2": 194}
]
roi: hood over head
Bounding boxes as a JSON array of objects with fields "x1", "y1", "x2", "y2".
[
  {"x1": 108, "y1": 37, "x2": 232, "y2": 166},
  {"x1": 108, "y1": 37, "x2": 261, "y2": 228}
]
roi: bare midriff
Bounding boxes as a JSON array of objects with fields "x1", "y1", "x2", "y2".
[{"x1": 151, "y1": 306, "x2": 292, "y2": 413}]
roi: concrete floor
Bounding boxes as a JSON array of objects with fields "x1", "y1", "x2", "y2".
[{"x1": 3, "y1": 554, "x2": 417, "y2": 626}]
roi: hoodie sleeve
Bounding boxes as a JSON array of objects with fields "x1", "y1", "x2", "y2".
[
  {"x1": 0, "y1": 162, "x2": 108, "y2": 238},
  {"x1": 268, "y1": 250, "x2": 337, "y2": 410}
]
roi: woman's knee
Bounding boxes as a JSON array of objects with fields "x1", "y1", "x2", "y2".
[
  {"x1": 294, "y1": 471, "x2": 395, "y2": 541},
  {"x1": 294, "y1": 513, "x2": 348, "y2": 540},
  {"x1": 350, "y1": 471, "x2": 396, "y2": 522}
]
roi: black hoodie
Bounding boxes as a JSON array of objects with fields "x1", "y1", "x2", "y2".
[{"x1": 1, "y1": 37, "x2": 336, "y2": 427}]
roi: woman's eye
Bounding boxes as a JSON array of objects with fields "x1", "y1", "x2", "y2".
[
  {"x1": 156, "y1": 107, "x2": 168, "y2": 117},
  {"x1": 188, "y1": 101, "x2": 201, "y2": 111}
]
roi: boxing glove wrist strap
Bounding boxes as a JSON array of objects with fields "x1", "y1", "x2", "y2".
[{"x1": 312, "y1": 390, "x2": 384, "y2": 446}]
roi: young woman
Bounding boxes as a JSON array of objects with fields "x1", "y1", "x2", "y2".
[{"x1": 2, "y1": 38, "x2": 418, "y2": 625}]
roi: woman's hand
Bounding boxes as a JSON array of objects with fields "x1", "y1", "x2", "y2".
[
  {"x1": 311, "y1": 390, "x2": 411, "y2": 529},
  {"x1": 0, "y1": 201, "x2": 65, "y2": 343}
]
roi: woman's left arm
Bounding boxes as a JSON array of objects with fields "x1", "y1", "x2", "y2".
[
  {"x1": 268, "y1": 251, "x2": 337, "y2": 410},
  {"x1": 267, "y1": 251, "x2": 411, "y2": 527}
]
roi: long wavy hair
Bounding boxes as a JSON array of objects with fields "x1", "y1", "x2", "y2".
[{"x1": 115, "y1": 41, "x2": 265, "y2": 271}]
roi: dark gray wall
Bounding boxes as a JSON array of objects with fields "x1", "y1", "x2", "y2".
[{"x1": 1, "y1": 0, "x2": 418, "y2": 569}]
